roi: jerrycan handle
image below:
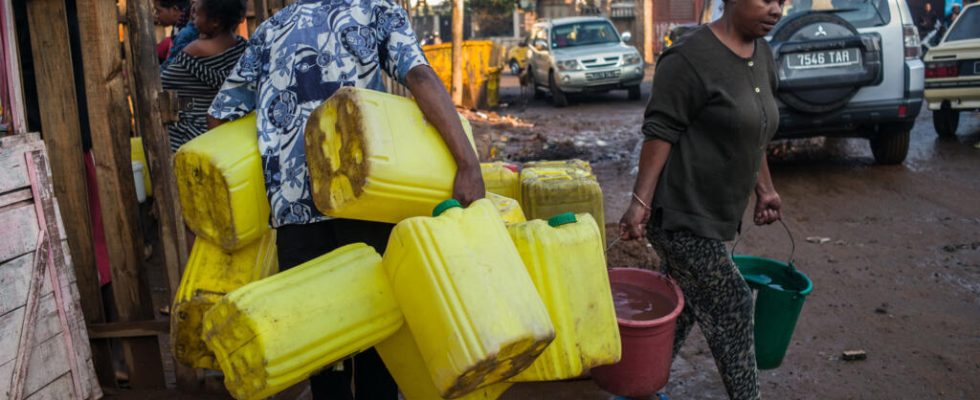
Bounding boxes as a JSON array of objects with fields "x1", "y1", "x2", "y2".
[
  {"x1": 433, "y1": 199, "x2": 463, "y2": 217},
  {"x1": 547, "y1": 212, "x2": 577, "y2": 227}
]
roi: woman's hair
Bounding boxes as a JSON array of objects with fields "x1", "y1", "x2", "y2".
[
  {"x1": 157, "y1": 0, "x2": 189, "y2": 9},
  {"x1": 197, "y1": 0, "x2": 247, "y2": 32}
]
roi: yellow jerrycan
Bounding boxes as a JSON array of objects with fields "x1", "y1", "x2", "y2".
[
  {"x1": 171, "y1": 230, "x2": 278, "y2": 370},
  {"x1": 480, "y1": 162, "x2": 520, "y2": 202},
  {"x1": 507, "y1": 213, "x2": 621, "y2": 381},
  {"x1": 305, "y1": 87, "x2": 477, "y2": 224},
  {"x1": 523, "y1": 159, "x2": 592, "y2": 174},
  {"x1": 487, "y1": 193, "x2": 526, "y2": 225},
  {"x1": 175, "y1": 113, "x2": 269, "y2": 251},
  {"x1": 383, "y1": 198, "x2": 554, "y2": 398},
  {"x1": 521, "y1": 164, "x2": 605, "y2": 243},
  {"x1": 202, "y1": 243, "x2": 403, "y2": 400},
  {"x1": 376, "y1": 326, "x2": 512, "y2": 400}
]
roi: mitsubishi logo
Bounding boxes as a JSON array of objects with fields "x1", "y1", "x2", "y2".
[{"x1": 815, "y1": 25, "x2": 828, "y2": 37}]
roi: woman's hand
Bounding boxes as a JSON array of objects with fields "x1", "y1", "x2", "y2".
[
  {"x1": 618, "y1": 202, "x2": 651, "y2": 240},
  {"x1": 754, "y1": 189, "x2": 781, "y2": 225}
]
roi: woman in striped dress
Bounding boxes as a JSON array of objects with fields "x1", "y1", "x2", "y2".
[{"x1": 162, "y1": 0, "x2": 247, "y2": 151}]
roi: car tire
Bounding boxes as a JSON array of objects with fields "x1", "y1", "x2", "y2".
[
  {"x1": 550, "y1": 72, "x2": 569, "y2": 108},
  {"x1": 627, "y1": 85, "x2": 641, "y2": 100},
  {"x1": 933, "y1": 103, "x2": 960, "y2": 138},
  {"x1": 770, "y1": 12, "x2": 866, "y2": 114},
  {"x1": 870, "y1": 129, "x2": 910, "y2": 165},
  {"x1": 509, "y1": 59, "x2": 521, "y2": 75}
]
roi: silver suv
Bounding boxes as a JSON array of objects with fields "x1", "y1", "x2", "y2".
[
  {"x1": 525, "y1": 16, "x2": 645, "y2": 107},
  {"x1": 667, "y1": 0, "x2": 925, "y2": 164}
]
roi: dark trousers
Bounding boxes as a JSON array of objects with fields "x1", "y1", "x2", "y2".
[{"x1": 277, "y1": 218, "x2": 399, "y2": 400}]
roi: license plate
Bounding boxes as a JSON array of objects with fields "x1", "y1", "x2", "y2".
[
  {"x1": 787, "y1": 49, "x2": 861, "y2": 70},
  {"x1": 586, "y1": 70, "x2": 621, "y2": 80}
]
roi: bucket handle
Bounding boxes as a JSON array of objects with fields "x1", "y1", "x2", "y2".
[{"x1": 731, "y1": 219, "x2": 797, "y2": 269}]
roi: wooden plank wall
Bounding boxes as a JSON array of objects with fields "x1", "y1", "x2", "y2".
[{"x1": 0, "y1": 133, "x2": 101, "y2": 400}]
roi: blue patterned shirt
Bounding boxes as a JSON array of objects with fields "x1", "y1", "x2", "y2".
[{"x1": 209, "y1": 0, "x2": 428, "y2": 227}]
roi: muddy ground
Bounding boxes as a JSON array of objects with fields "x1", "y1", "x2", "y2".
[{"x1": 476, "y1": 72, "x2": 980, "y2": 399}]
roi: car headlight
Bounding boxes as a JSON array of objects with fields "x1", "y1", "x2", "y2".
[
  {"x1": 556, "y1": 59, "x2": 582, "y2": 71},
  {"x1": 623, "y1": 53, "x2": 642, "y2": 66}
]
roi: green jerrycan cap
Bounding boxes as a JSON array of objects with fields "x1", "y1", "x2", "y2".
[
  {"x1": 548, "y1": 212, "x2": 577, "y2": 227},
  {"x1": 433, "y1": 199, "x2": 463, "y2": 217}
]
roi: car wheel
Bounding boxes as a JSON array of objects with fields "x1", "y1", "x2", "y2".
[
  {"x1": 933, "y1": 103, "x2": 960, "y2": 138},
  {"x1": 550, "y1": 72, "x2": 569, "y2": 108},
  {"x1": 509, "y1": 59, "x2": 521, "y2": 75},
  {"x1": 627, "y1": 85, "x2": 641, "y2": 100},
  {"x1": 527, "y1": 68, "x2": 545, "y2": 99},
  {"x1": 870, "y1": 129, "x2": 910, "y2": 165}
]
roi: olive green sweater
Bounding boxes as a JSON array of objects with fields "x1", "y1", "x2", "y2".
[{"x1": 643, "y1": 27, "x2": 779, "y2": 241}]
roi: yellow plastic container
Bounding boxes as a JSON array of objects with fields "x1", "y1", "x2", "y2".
[
  {"x1": 202, "y1": 243, "x2": 403, "y2": 400},
  {"x1": 175, "y1": 113, "x2": 269, "y2": 251},
  {"x1": 523, "y1": 159, "x2": 593, "y2": 174},
  {"x1": 376, "y1": 326, "x2": 512, "y2": 400},
  {"x1": 423, "y1": 41, "x2": 495, "y2": 109},
  {"x1": 171, "y1": 231, "x2": 278, "y2": 370},
  {"x1": 130, "y1": 136, "x2": 152, "y2": 197},
  {"x1": 480, "y1": 162, "x2": 521, "y2": 202},
  {"x1": 383, "y1": 198, "x2": 554, "y2": 398},
  {"x1": 305, "y1": 87, "x2": 477, "y2": 224},
  {"x1": 507, "y1": 213, "x2": 621, "y2": 381},
  {"x1": 487, "y1": 193, "x2": 526, "y2": 225},
  {"x1": 521, "y1": 164, "x2": 605, "y2": 244}
]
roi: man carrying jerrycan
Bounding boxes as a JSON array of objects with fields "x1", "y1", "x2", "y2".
[{"x1": 206, "y1": 0, "x2": 485, "y2": 398}]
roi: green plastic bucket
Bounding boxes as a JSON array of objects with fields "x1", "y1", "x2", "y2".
[{"x1": 732, "y1": 220, "x2": 813, "y2": 370}]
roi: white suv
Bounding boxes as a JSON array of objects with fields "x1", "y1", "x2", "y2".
[
  {"x1": 667, "y1": 0, "x2": 925, "y2": 164},
  {"x1": 525, "y1": 16, "x2": 645, "y2": 107}
]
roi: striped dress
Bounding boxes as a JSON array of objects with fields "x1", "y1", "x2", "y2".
[{"x1": 161, "y1": 37, "x2": 247, "y2": 151}]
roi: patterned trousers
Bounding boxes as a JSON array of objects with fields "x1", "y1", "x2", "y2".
[{"x1": 648, "y1": 228, "x2": 761, "y2": 400}]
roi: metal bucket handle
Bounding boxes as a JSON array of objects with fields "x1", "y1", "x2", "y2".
[{"x1": 731, "y1": 219, "x2": 797, "y2": 270}]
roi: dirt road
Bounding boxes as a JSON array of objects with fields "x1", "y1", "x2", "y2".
[{"x1": 480, "y1": 73, "x2": 980, "y2": 399}]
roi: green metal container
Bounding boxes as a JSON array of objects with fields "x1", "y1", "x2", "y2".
[{"x1": 734, "y1": 255, "x2": 813, "y2": 370}]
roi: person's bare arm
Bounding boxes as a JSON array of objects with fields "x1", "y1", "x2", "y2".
[
  {"x1": 754, "y1": 154, "x2": 781, "y2": 225},
  {"x1": 405, "y1": 65, "x2": 485, "y2": 205},
  {"x1": 619, "y1": 139, "x2": 672, "y2": 240}
]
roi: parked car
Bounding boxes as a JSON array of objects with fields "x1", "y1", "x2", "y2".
[
  {"x1": 924, "y1": 2, "x2": 980, "y2": 137},
  {"x1": 664, "y1": 0, "x2": 925, "y2": 164},
  {"x1": 524, "y1": 16, "x2": 645, "y2": 107},
  {"x1": 507, "y1": 37, "x2": 529, "y2": 75}
]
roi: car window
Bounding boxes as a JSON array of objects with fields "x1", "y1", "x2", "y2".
[
  {"x1": 783, "y1": 0, "x2": 891, "y2": 28},
  {"x1": 550, "y1": 21, "x2": 621, "y2": 49},
  {"x1": 944, "y1": 6, "x2": 980, "y2": 42}
]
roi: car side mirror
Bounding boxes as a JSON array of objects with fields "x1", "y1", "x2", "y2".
[
  {"x1": 534, "y1": 39, "x2": 548, "y2": 51},
  {"x1": 622, "y1": 32, "x2": 633, "y2": 43}
]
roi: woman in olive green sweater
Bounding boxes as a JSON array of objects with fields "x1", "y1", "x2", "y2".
[{"x1": 619, "y1": 0, "x2": 786, "y2": 399}]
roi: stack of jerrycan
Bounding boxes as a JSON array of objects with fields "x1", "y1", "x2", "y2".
[
  {"x1": 521, "y1": 160, "x2": 605, "y2": 243},
  {"x1": 171, "y1": 232, "x2": 277, "y2": 370},
  {"x1": 172, "y1": 114, "x2": 279, "y2": 370},
  {"x1": 382, "y1": 199, "x2": 555, "y2": 398},
  {"x1": 507, "y1": 213, "x2": 621, "y2": 381},
  {"x1": 202, "y1": 244, "x2": 403, "y2": 400},
  {"x1": 480, "y1": 162, "x2": 521, "y2": 202},
  {"x1": 304, "y1": 87, "x2": 477, "y2": 223}
]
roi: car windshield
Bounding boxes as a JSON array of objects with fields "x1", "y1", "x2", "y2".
[
  {"x1": 703, "y1": 0, "x2": 891, "y2": 29},
  {"x1": 944, "y1": 6, "x2": 980, "y2": 42},
  {"x1": 551, "y1": 21, "x2": 620, "y2": 49},
  {"x1": 783, "y1": 0, "x2": 891, "y2": 28}
]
